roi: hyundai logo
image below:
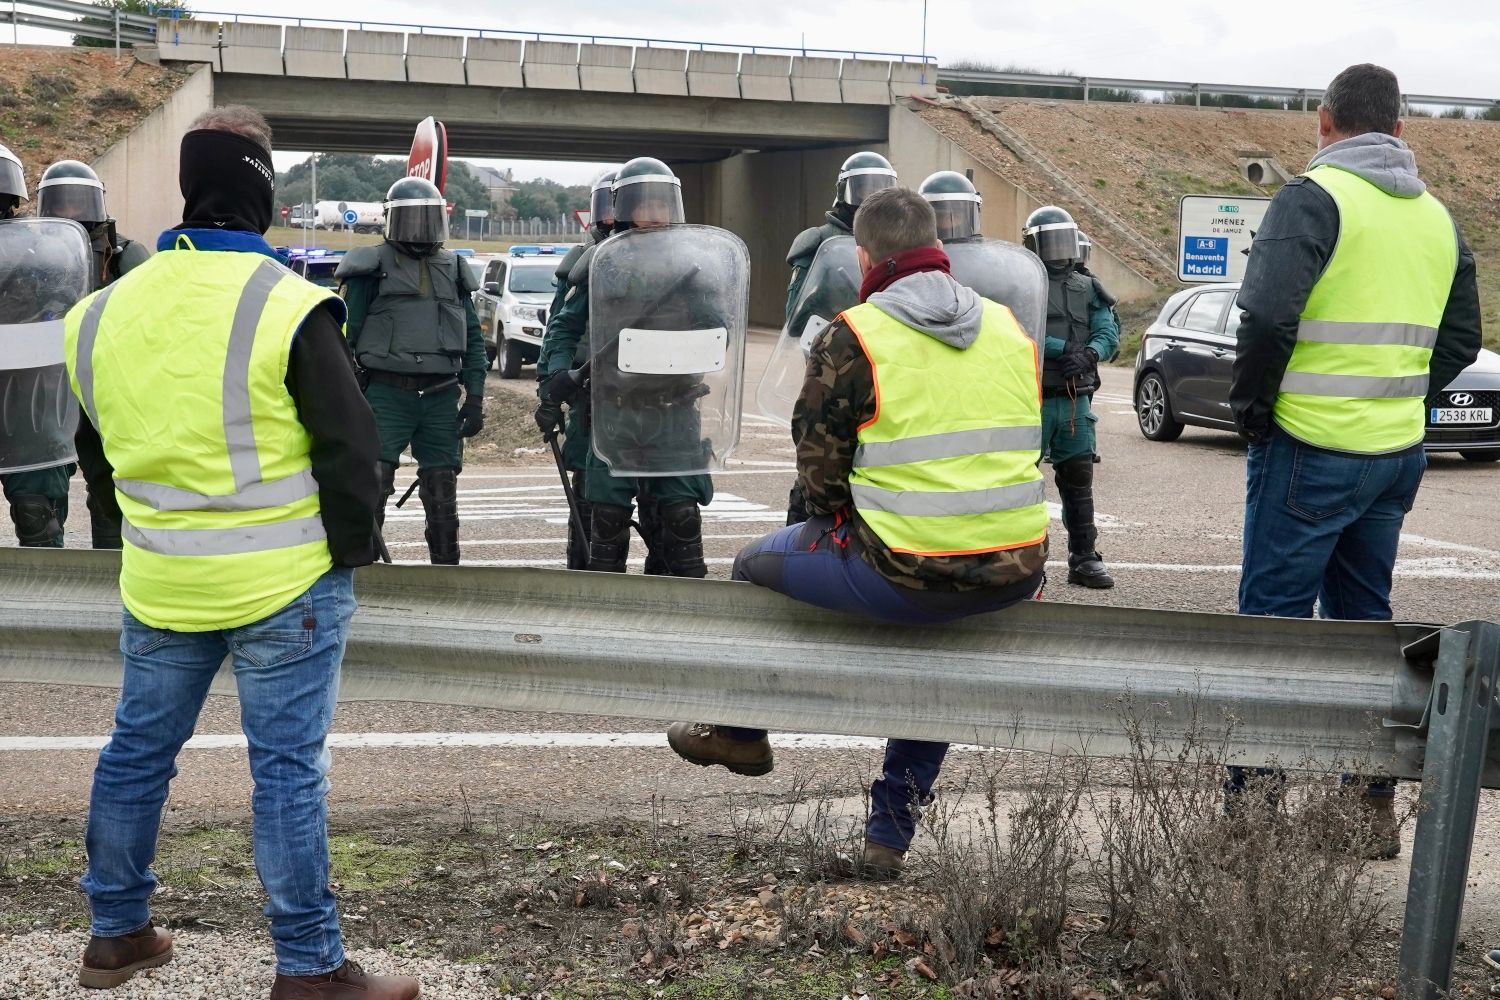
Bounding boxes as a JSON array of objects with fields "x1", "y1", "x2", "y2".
[{"x1": 1449, "y1": 391, "x2": 1475, "y2": 407}]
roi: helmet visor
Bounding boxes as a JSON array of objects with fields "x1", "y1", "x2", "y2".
[
  {"x1": 38, "y1": 179, "x2": 106, "y2": 226},
  {"x1": 385, "y1": 198, "x2": 446, "y2": 244},
  {"x1": 0, "y1": 157, "x2": 25, "y2": 201},
  {"x1": 613, "y1": 176, "x2": 683, "y2": 226},
  {"x1": 1077, "y1": 234, "x2": 1092, "y2": 265},
  {"x1": 929, "y1": 196, "x2": 981, "y2": 241},
  {"x1": 840, "y1": 167, "x2": 897, "y2": 207},
  {"x1": 1024, "y1": 222, "x2": 1081, "y2": 264},
  {"x1": 590, "y1": 182, "x2": 616, "y2": 227}
]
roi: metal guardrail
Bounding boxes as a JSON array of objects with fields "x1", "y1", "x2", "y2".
[
  {"x1": 0, "y1": 549, "x2": 1498, "y2": 995},
  {"x1": 938, "y1": 67, "x2": 1500, "y2": 114}
]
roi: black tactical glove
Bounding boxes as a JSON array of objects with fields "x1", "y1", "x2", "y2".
[
  {"x1": 1059, "y1": 344, "x2": 1097, "y2": 380},
  {"x1": 538, "y1": 367, "x2": 585, "y2": 405},
  {"x1": 534, "y1": 400, "x2": 565, "y2": 441},
  {"x1": 355, "y1": 366, "x2": 370, "y2": 392},
  {"x1": 456, "y1": 395, "x2": 485, "y2": 438}
]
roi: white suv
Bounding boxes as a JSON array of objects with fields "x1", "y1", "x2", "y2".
[{"x1": 475, "y1": 246, "x2": 567, "y2": 378}]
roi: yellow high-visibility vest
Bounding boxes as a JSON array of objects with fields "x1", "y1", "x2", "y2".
[
  {"x1": 64, "y1": 240, "x2": 341, "y2": 631},
  {"x1": 844, "y1": 299, "x2": 1048, "y2": 556},
  {"x1": 1273, "y1": 163, "x2": 1457, "y2": 454}
]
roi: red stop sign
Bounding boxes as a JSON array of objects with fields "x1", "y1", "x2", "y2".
[{"x1": 280, "y1": 206, "x2": 290, "y2": 219}]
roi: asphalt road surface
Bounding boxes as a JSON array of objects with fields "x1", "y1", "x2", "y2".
[{"x1": 3, "y1": 332, "x2": 1499, "y2": 980}]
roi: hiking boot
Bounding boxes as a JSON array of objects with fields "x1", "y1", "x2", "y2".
[
  {"x1": 666, "y1": 722, "x2": 773, "y2": 777},
  {"x1": 270, "y1": 959, "x2": 419, "y2": 1000},
  {"x1": 1484, "y1": 947, "x2": 1500, "y2": 973},
  {"x1": 78, "y1": 923, "x2": 173, "y2": 989},
  {"x1": 830, "y1": 840, "x2": 906, "y2": 881},
  {"x1": 1354, "y1": 794, "x2": 1401, "y2": 861}
]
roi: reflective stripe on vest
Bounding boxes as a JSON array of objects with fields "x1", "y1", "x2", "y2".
[
  {"x1": 1273, "y1": 163, "x2": 1457, "y2": 454},
  {"x1": 64, "y1": 250, "x2": 339, "y2": 632},
  {"x1": 844, "y1": 298, "x2": 1047, "y2": 557}
]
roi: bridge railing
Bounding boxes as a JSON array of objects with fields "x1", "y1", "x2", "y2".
[
  {"x1": 146, "y1": 15, "x2": 936, "y2": 105},
  {"x1": 0, "y1": 547, "x2": 1496, "y2": 997}
]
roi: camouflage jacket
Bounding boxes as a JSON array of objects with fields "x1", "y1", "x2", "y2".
[{"x1": 793, "y1": 317, "x2": 1049, "y2": 592}]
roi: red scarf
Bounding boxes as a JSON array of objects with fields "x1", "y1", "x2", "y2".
[{"x1": 858, "y1": 245, "x2": 951, "y2": 302}]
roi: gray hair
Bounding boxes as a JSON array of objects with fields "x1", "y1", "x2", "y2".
[
  {"x1": 189, "y1": 104, "x2": 273, "y2": 154},
  {"x1": 1322, "y1": 64, "x2": 1401, "y2": 138},
  {"x1": 853, "y1": 187, "x2": 938, "y2": 261}
]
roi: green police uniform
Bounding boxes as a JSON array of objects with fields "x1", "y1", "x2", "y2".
[
  {"x1": 338, "y1": 240, "x2": 486, "y2": 564},
  {"x1": 1040, "y1": 269, "x2": 1119, "y2": 465}
]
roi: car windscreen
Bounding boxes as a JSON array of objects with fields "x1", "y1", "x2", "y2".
[
  {"x1": 302, "y1": 261, "x2": 340, "y2": 288},
  {"x1": 508, "y1": 264, "x2": 558, "y2": 294}
]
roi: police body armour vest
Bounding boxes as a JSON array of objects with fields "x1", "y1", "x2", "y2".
[
  {"x1": 844, "y1": 299, "x2": 1048, "y2": 557},
  {"x1": 65, "y1": 247, "x2": 339, "y2": 631},
  {"x1": 1041, "y1": 270, "x2": 1096, "y2": 393},
  {"x1": 358, "y1": 243, "x2": 469, "y2": 374},
  {"x1": 1273, "y1": 163, "x2": 1457, "y2": 455}
]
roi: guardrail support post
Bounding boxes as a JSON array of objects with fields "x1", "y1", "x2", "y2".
[
  {"x1": 1397, "y1": 622, "x2": 1500, "y2": 1000},
  {"x1": 1082, "y1": 76, "x2": 1089, "y2": 102},
  {"x1": 1192, "y1": 83, "x2": 1200, "y2": 109}
]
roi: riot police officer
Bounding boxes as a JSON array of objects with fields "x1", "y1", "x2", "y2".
[
  {"x1": 37, "y1": 159, "x2": 148, "y2": 549},
  {"x1": 1022, "y1": 206, "x2": 1119, "y2": 589},
  {"x1": 336, "y1": 176, "x2": 487, "y2": 564},
  {"x1": 0, "y1": 143, "x2": 86, "y2": 547},
  {"x1": 784, "y1": 150, "x2": 898, "y2": 323},
  {"x1": 542, "y1": 167, "x2": 618, "y2": 569},
  {"x1": 536, "y1": 157, "x2": 737, "y2": 577},
  {"x1": 918, "y1": 169, "x2": 982, "y2": 244}
]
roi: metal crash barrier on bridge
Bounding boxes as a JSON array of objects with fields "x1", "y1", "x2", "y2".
[{"x1": 0, "y1": 548, "x2": 1495, "y2": 998}]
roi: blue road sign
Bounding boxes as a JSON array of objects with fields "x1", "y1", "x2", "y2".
[
  {"x1": 1181, "y1": 236, "x2": 1228, "y2": 278},
  {"x1": 342, "y1": 209, "x2": 359, "y2": 225}
]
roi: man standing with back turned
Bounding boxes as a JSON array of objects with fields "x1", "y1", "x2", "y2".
[
  {"x1": 1229, "y1": 64, "x2": 1482, "y2": 855},
  {"x1": 63, "y1": 106, "x2": 417, "y2": 999}
]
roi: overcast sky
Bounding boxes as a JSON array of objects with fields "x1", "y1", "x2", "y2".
[{"x1": 17, "y1": 0, "x2": 1498, "y2": 183}]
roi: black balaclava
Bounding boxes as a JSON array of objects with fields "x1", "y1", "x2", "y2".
[
  {"x1": 178, "y1": 129, "x2": 275, "y2": 234},
  {"x1": 0, "y1": 196, "x2": 17, "y2": 220}
]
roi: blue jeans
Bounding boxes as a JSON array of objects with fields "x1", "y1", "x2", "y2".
[
  {"x1": 726, "y1": 516, "x2": 1042, "y2": 851},
  {"x1": 1230, "y1": 428, "x2": 1426, "y2": 798},
  {"x1": 81, "y1": 568, "x2": 356, "y2": 976}
]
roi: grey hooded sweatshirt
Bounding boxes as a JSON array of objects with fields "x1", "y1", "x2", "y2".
[
  {"x1": 867, "y1": 270, "x2": 986, "y2": 349},
  {"x1": 1231, "y1": 131, "x2": 1482, "y2": 445}
]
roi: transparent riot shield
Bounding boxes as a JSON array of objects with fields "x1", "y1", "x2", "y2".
[
  {"x1": 588, "y1": 224, "x2": 750, "y2": 477},
  {"x1": 0, "y1": 217, "x2": 91, "y2": 473},
  {"x1": 755, "y1": 234, "x2": 860, "y2": 427},
  {"x1": 944, "y1": 238, "x2": 1047, "y2": 346}
]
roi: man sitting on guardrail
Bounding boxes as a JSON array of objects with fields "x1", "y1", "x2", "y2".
[
  {"x1": 61, "y1": 106, "x2": 415, "y2": 1000},
  {"x1": 665, "y1": 187, "x2": 1048, "y2": 879}
]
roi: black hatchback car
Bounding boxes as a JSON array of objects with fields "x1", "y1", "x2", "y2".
[{"x1": 1134, "y1": 282, "x2": 1500, "y2": 462}]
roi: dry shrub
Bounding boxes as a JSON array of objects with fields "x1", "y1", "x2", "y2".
[
  {"x1": 90, "y1": 88, "x2": 140, "y2": 115},
  {"x1": 1089, "y1": 700, "x2": 1391, "y2": 1000},
  {"x1": 26, "y1": 73, "x2": 75, "y2": 104},
  {"x1": 921, "y1": 754, "x2": 1089, "y2": 981}
]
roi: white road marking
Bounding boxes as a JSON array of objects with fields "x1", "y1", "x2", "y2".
[
  {"x1": 1400, "y1": 533, "x2": 1500, "y2": 559},
  {"x1": 0, "y1": 732, "x2": 1014, "y2": 753},
  {"x1": 1042, "y1": 560, "x2": 1500, "y2": 581}
]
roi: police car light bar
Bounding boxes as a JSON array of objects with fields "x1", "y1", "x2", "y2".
[{"x1": 509, "y1": 244, "x2": 563, "y2": 257}]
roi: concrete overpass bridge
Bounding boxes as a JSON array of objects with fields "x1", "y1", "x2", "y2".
[{"x1": 105, "y1": 18, "x2": 1151, "y2": 323}]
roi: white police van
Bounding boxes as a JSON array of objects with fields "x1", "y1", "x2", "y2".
[{"x1": 474, "y1": 245, "x2": 566, "y2": 378}]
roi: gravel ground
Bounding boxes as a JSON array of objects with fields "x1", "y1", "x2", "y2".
[{"x1": 0, "y1": 929, "x2": 499, "y2": 1000}]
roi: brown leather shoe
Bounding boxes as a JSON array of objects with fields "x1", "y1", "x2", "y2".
[
  {"x1": 78, "y1": 923, "x2": 173, "y2": 989},
  {"x1": 270, "y1": 959, "x2": 419, "y2": 999},
  {"x1": 666, "y1": 722, "x2": 773, "y2": 777},
  {"x1": 830, "y1": 840, "x2": 906, "y2": 881}
]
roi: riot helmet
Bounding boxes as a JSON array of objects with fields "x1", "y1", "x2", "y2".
[
  {"x1": 0, "y1": 143, "x2": 26, "y2": 218},
  {"x1": 919, "y1": 170, "x2": 982, "y2": 241},
  {"x1": 1022, "y1": 205, "x2": 1081, "y2": 271},
  {"x1": 835, "y1": 151, "x2": 898, "y2": 211},
  {"x1": 383, "y1": 176, "x2": 446, "y2": 252},
  {"x1": 1077, "y1": 231, "x2": 1092, "y2": 268},
  {"x1": 590, "y1": 167, "x2": 620, "y2": 238},
  {"x1": 37, "y1": 160, "x2": 107, "y2": 228},
  {"x1": 612, "y1": 157, "x2": 684, "y2": 229}
]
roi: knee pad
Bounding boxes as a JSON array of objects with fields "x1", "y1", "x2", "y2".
[
  {"x1": 588, "y1": 502, "x2": 633, "y2": 573},
  {"x1": 10, "y1": 494, "x2": 62, "y2": 547},
  {"x1": 1053, "y1": 456, "x2": 1094, "y2": 492},
  {"x1": 378, "y1": 461, "x2": 398, "y2": 498},
  {"x1": 418, "y1": 466, "x2": 460, "y2": 565},
  {"x1": 657, "y1": 500, "x2": 706, "y2": 579}
]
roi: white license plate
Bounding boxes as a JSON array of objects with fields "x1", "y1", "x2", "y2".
[{"x1": 1431, "y1": 407, "x2": 1493, "y2": 425}]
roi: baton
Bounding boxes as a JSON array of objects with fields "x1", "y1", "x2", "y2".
[
  {"x1": 372, "y1": 522, "x2": 392, "y2": 564},
  {"x1": 549, "y1": 434, "x2": 588, "y2": 551}
]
